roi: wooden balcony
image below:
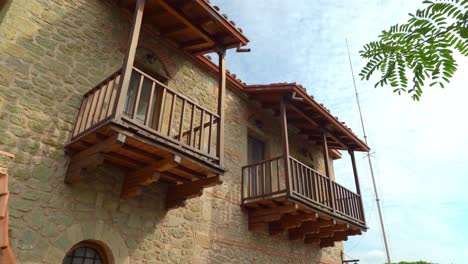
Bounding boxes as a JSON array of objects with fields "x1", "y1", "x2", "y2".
[
  {"x1": 65, "y1": 66, "x2": 223, "y2": 208},
  {"x1": 241, "y1": 155, "x2": 365, "y2": 247}
]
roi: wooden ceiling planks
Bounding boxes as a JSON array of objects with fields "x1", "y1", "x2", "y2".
[
  {"x1": 245, "y1": 84, "x2": 370, "y2": 152},
  {"x1": 115, "y1": 0, "x2": 249, "y2": 54}
]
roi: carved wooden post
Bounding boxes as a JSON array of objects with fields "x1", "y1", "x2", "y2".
[
  {"x1": 322, "y1": 130, "x2": 335, "y2": 211},
  {"x1": 280, "y1": 97, "x2": 291, "y2": 195},
  {"x1": 112, "y1": 0, "x2": 146, "y2": 118},
  {"x1": 216, "y1": 49, "x2": 226, "y2": 167},
  {"x1": 349, "y1": 149, "x2": 366, "y2": 223}
]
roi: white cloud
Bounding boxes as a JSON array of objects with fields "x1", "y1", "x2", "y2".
[{"x1": 214, "y1": 1, "x2": 468, "y2": 263}]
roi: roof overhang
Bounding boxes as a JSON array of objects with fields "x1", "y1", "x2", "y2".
[
  {"x1": 245, "y1": 83, "x2": 370, "y2": 152},
  {"x1": 116, "y1": 0, "x2": 249, "y2": 54}
]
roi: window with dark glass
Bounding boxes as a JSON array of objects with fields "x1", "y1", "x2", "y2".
[{"x1": 63, "y1": 242, "x2": 108, "y2": 264}]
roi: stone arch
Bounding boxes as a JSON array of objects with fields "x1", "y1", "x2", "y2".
[
  {"x1": 43, "y1": 222, "x2": 129, "y2": 264},
  {"x1": 136, "y1": 43, "x2": 176, "y2": 78}
]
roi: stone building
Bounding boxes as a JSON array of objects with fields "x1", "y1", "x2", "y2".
[{"x1": 0, "y1": 0, "x2": 370, "y2": 263}]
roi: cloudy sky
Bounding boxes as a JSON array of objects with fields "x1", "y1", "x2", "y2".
[{"x1": 212, "y1": 1, "x2": 468, "y2": 263}]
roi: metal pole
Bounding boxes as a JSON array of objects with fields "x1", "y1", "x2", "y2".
[{"x1": 345, "y1": 38, "x2": 391, "y2": 264}]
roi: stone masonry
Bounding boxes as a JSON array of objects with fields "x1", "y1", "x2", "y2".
[{"x1": 0, "y1": 0, "x2": 343, "y2": 263}]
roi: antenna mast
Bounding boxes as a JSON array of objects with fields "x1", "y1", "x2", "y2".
[{"x1": 345, "y1": 39, "x2": 392, "y2": 264}]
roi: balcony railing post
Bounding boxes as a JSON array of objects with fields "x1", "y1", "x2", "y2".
[
  {"x1": 112, "y1": 0, "x2": 145, "y2": 119},
  {"x1": 279, "y1": 97, "x2": 291, "y2": 196},
  {"x1": 322, "y1": 130, "x2": 335, "y2": 211},
  {"x1": 216, "y1": 49, "x2": 226, "y2": 167},
  {"x1": 349, "y1": 149, "x2": 366, "y2": 223}
]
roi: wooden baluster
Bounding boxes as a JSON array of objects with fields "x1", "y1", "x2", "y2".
[
  {"x1": 106, "y1": 74, "x2": 120, "y2": 118},
  {"x1": 276, "y1": 159, "x2": 280, "y2": 192},
  {"x1": 72, "y1": 97, "x2": 86, "y2": 137},
  {"x1": 241, "y1": 168, "x2": 246, "y2": 204},
  {"x1": 144, "y1": 82, "x2": 156, "y2": 126},
  {"x1": 156, "y1": 87, "x2": 167, "y2": 132},
  {"x1": 269, "y1": 161, "x2": 273, "y2": 193},
  {"x1": 132, "y1": 74, "x2": 144, "y2": 120},
  {"x1": 302, "y1": 165, "x2": 309, "y2": 197},
  {"x1": 178, "y1": 99, "x2": 186, "y2": 144},
  {"x1": 207, "y1": 114, "x2": 213, "y2": 155},
  {"x1": 90, "y1": 88, "x2": 102, "y2": 126},
  {"x1": 256, "y1": 165, "x2": 260, "y2": 196},
  {"x1": 189, "y1": 104, "x2": 195, "y2": 146},
  {"x1": 338, "y1": 185, "x2": 343, "y2": 213},
  {"x1": 79, "y1": 94, "x2": 92, "y2": 133},
  {"x1": 167, "y1": 93, "x2": 177, "y2": 137},
  {"x1": 247, "y1": 167, "x2": 252, "y2": 198},
  {"x1": 262, "y1": 163, "x2": 266, "y2": 195},
  {"x1": 311, "y1": 171, "x2": 317, "y2": 202},
  {"x1": 84, "y1": 91, "x2": 97, "y2": 130},
  {"x1": 198, "y1": 109, "x2": 205, "y2": 151},
  {"x1": 98, "y1": 78, "x2": 112, "y2": 121}
]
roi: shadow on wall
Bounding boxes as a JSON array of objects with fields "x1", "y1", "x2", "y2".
[{"x1": 0, "y1": 0, "x2": 11, "y2": 24}]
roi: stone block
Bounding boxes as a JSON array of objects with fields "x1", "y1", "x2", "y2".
[{"x1": 0, "y1": 64, "x2": 14, "y2": 86}]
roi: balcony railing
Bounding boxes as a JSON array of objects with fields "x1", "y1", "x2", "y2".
[
  {"x1": 70, "y1": 66, "x2": 220, "y2": 164},
  {"x1": 242, "y1": 155, "x2": 365, "y2": 226}
]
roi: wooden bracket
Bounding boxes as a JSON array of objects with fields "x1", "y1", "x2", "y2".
[
  {"x1": 287, "y1": 219, "x2": 321, "y2": 241},
  {"x1": 121, "y1": 155, "x2": 181, "y2": 199},
  {"x1": 65, "y1": 133, "x2": 126, "y2": 184},
  {"x1": 166, "y1": 175, "x2": 221, "y2": 209},
  {"x1": 269, "y1": 212, "x2": 317, "y2": 235}
]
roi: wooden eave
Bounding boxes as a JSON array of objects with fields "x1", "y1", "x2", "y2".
[
  {"x1": 244, "y1": 83, "x2": 370, "y2": 152},
  {"x1": 116, "y1": 0, "x2": 249, "y2": 54}
]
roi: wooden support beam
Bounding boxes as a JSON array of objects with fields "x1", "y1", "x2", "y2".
[
  {"x1": 216, "y1": 49, "x2": 226, "y2": 166},
  {"x1": 321, "y1": 233, "x2": 348, "y2": 244},
  {"x1": 306, "y1": 231, "x2": 334, "y2": 239},
  {"x1": 65, "y1": 153, "x2": 105, "y2": 184},
  {"x1": 269, "y1": 213, "x2": 317, "y2": 235},
  {"x1": 304, "y1": 237, "x2": 320, "y2": 244},
  {"x1": 319, "y1": 224, "x2": 349, "y2": 233},
  {"x1": 322, "y1": 130, "x2": 335, "y2": 212},
  {"x1": 65, "y1": 134, "x2": 126, "y2": 183},
  {"x1": 319, "y1": 241, "x2": 335, "y2": 248},
  {"x1": 250, "y1": 214, "x2": 282, "y2": 225},
  {"x1": 288, "y1": 104, "x2": 349, "y2": 149},
  {"x1": 280, "y1": 97, "x2": 291, "y2": 195},
  {"x1": 160, "y1": 24, "x2": 187, "y2": 36},
  {"x1": 349, "y1": 150, "x2": 366, "y2": 224},
  {"x1": 250, "y1": 204, "x2": 298, "y2": 217},
  {"x1": 113, "y1": 0, "x2": 146, "y2": 117},
  {"x1": 130, "y1": 155, "x2": 181, "y2": 180},
  {"x1": 121, "y1": 155, "x2": 181, "y2": 199},
  {"x1": 288, "y1": 221, "x2": 321, "y2": 241},
  {"x1": 180, "y1": 38, "x2": 209, "y2": 50},
  {"x1": 166, "y1": 175, "x2": 221, "y2": 209},
  {"x1": 157, "y1": 0, "x2": 214, "y2": 45}
]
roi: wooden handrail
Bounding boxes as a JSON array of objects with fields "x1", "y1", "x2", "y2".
[
  {"x1": 71, "y1": 66, "x2": 221, "y2": 164},
  {"x1": 133, "y1": 67, "x2": 219, "y2": 118},
  {"x1": 242, "y1": 155, "x2": 284, "y2": 169},
  {"x1": 241, "y1": 156, "x2": 285, "y2": 202},
  {"x1": 241, "y1": 155, "x2": 365, "y2": 224},
  {"x1": 288, "y1": 156, "x2": 365, "y2": 223}
]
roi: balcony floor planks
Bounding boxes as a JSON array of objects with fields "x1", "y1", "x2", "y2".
[
  {"x1": 65, "y1": 122, "x2": 223, "y2": 202},
  {"x1": 243, "y1": 195, "x2": 364, "y2": 247}
]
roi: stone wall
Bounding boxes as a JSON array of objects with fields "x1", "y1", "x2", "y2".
[{"x1": 0, "y1": 0, "x2": 342, "y2": 263}]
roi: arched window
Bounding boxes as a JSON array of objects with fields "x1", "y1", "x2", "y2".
[{"x1": 63, "y1": 241, "x2": 108, "y2": 264}]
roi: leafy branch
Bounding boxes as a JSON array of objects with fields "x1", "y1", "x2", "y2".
[{"x1": 360, "y1": 0, "x2": 468, "y2": 100}]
